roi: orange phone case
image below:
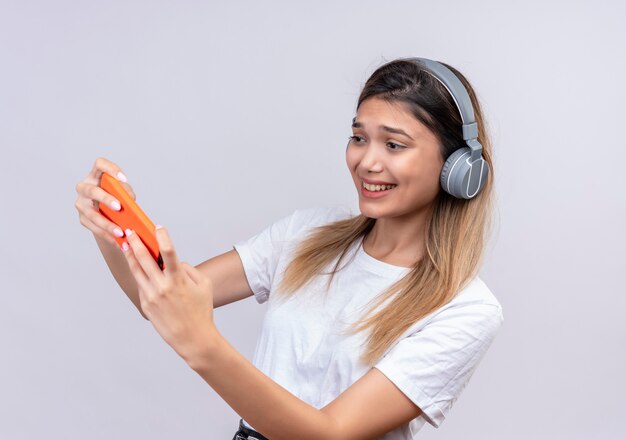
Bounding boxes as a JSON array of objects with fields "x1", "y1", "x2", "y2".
[{"x1": 98, "y1": 172, "x2": 165, "y2": 270}]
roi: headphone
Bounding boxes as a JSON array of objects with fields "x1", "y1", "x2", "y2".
[{"x1": 349, "y1": 57, "x2": 489, "y2": 200}]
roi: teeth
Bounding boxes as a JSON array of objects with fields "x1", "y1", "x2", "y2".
[{"x1": 363, "y1": 181, "x2": 397, "y2": 191}]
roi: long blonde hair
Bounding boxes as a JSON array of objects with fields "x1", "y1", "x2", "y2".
[{"x1": 274, "y1": 58, "x2": 496, "y2": 366}]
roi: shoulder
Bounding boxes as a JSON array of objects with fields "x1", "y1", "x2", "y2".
[
  {"x1": 439, "y1": 276, "x2": 504, "y2": 329},
  {"x1": 400, "y1": 276, "x2": 503, "y2": 338},
  {"x1": 455, "y1": 276, "x2": 502, "y2": 309}
]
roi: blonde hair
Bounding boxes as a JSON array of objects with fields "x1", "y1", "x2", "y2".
[{"x1": 274, "y1": 58, "x2": 496, "y2": 366}]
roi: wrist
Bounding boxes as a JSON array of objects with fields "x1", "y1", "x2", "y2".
[{"x1": 184, "y1": 325, "x2": 224, "y2": 371}]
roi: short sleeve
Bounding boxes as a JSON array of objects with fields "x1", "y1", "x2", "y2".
[
  {"x1": 373, "y1": 302, "x2": 504, "y2": 428},
  {"x1": 232, "y1": 210, "x2": 297, "y2": 304}
]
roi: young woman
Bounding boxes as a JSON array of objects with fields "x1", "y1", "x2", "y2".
[{"x1": 75, "y1": 57, "x2": 503, "y2": 440}]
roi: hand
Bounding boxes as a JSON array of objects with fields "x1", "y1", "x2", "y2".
[
  {"x1": 121, "y1": 225, "x2": 218, "y2": 364},
  {"x1": 75, "y1": 157, "x2": 138, "y2": 247}
]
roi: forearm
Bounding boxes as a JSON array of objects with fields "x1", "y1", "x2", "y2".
[
  {"x1": 187, "y1": 330, "x2": 339, "y2": 440},
  {"x1": 93, "y1": 233, "x2": 147, "y2": 319}
]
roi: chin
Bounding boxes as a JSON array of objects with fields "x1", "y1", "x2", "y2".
[{"x1": 357, "y1": 202, "x2": 385, "y2": 219}]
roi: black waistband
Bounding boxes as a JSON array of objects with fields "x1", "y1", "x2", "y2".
[{"x1": 235, "y1": 418, "x2": 270, "y2": 440}]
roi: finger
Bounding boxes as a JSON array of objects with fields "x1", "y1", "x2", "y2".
[
  {"x1": 76, "y1": 180, "x2": 123, "y2": 212},
  {"x1": 125, "y1": 229, "x2": 165, "y2": 282},
  {"x1": 154, "y1": 226, "x2": 181, "y2": 275},
  {"x1": 78, "y1": 214, "x2": 120, "y2": 246},
  {"x1": 92, "y1": 185, "x2": 122, "y2": 211},
  {"x1": 77, "y1": 198, "x2": 125, "y2": 238},
  {"x1": 75, "y1": 196, "x2": 121, "y2": 236},
  {"x1": 121, "y1": 237, "x2": 151, "y2": 290},
  {"x1": 89, "y1": 157, "x2": 129, "y2": 184}
]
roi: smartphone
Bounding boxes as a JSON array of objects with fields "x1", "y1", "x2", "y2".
[{"x1": 98, "y1": 172, "x2": 165, "y2": 270}]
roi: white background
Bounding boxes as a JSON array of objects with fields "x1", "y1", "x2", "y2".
[{"x1": 1, "y1": 0, "x2": 624, "y2": 438}]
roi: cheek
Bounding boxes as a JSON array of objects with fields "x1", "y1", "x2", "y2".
[
  {"x1": 345, "y1": 149, "x2": 359, "y2": 170},
  {"x1": 398, "y1": 158, "x2": 443, "y2": 194}
]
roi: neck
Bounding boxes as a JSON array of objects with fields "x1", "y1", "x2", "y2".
[{"x1": 363, "y1": 205, "x2": 434, "y2": 267}]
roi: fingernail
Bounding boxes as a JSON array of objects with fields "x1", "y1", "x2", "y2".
[
  {"x1": 122, "y1": 241, "x2": 129, "y2": 251},
  {"x1": 114, "y1": 227, "x2": 124, "y2": 237},
  {"x1": 125, "y1": 228, "x2": 133, "y2": 236},
  {"x1": 117, "y1": 172, "x2": 128, "y2": 183},
  {"x1": 111, "y1": 200, "x2": 121, "y2": 211},
  {"x1": 155, "y1": 224, "x2": 163, "y2": 230}
]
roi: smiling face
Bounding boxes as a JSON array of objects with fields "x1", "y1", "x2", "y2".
[{"x1": 346, "y1": 96, "x2": 446, "y2": 219}]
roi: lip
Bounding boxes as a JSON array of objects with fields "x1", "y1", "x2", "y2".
[{"x1": 360, "y1": 176, "x2": 397, "y2": 185}]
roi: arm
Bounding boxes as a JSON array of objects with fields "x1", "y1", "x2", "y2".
[
  {"x1": 188, "y1": 334, "x2": 421, "y2": 440},
  {"x1": 321, "y1": 368, "x2": 422, "y2": 439},
  {"x1": 192, "y1": 248, "x2": 254, "y2": 309},
  {"x1": 96, "y1": 233, "x2": 254, "y2": 319},
  {"x1": 93, "y1": 232, "x2": 147, "y2": 320}
]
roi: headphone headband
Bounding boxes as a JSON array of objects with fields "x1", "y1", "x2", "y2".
[{"x1": 407, "y1": 57, "x2": 482, "y2": 163}]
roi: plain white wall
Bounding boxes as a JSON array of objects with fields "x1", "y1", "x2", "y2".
[{"x1": 1, "y1": 0, "x2": 624, "y2": 438}]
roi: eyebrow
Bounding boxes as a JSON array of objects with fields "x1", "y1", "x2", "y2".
[{"x1": 351, "y1": 117, "x2": 415, "y2": 141}]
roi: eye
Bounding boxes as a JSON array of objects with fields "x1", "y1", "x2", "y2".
[
  {"x1": 347, "y1": 135, "x2": 406, "y2": 151},
  {"x1": 387, "y1": 142, "x2": 406, "y2": 151},
  {"x1": 348, "y1": 135, "x2": 364, "y2": 143}
]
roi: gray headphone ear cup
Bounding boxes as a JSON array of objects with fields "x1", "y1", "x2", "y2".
[
  {"x1": 440, "y1": 147, "x2": 470, "y2": 197},
  {"x1": 440, "y1": 147, "x2": 489, "y2": 199},
  {"x1": 464, "y1": 157, "x2": 489, "y2": 199}
]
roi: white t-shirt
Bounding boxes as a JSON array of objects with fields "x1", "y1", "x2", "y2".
[{"x1": 232, "y1": 205, "x2": 504, "y2": 439}]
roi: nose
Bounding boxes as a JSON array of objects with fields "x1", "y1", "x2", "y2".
[{"x1": 355, "y1": 142, "x2": 385, "y2": 173}]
